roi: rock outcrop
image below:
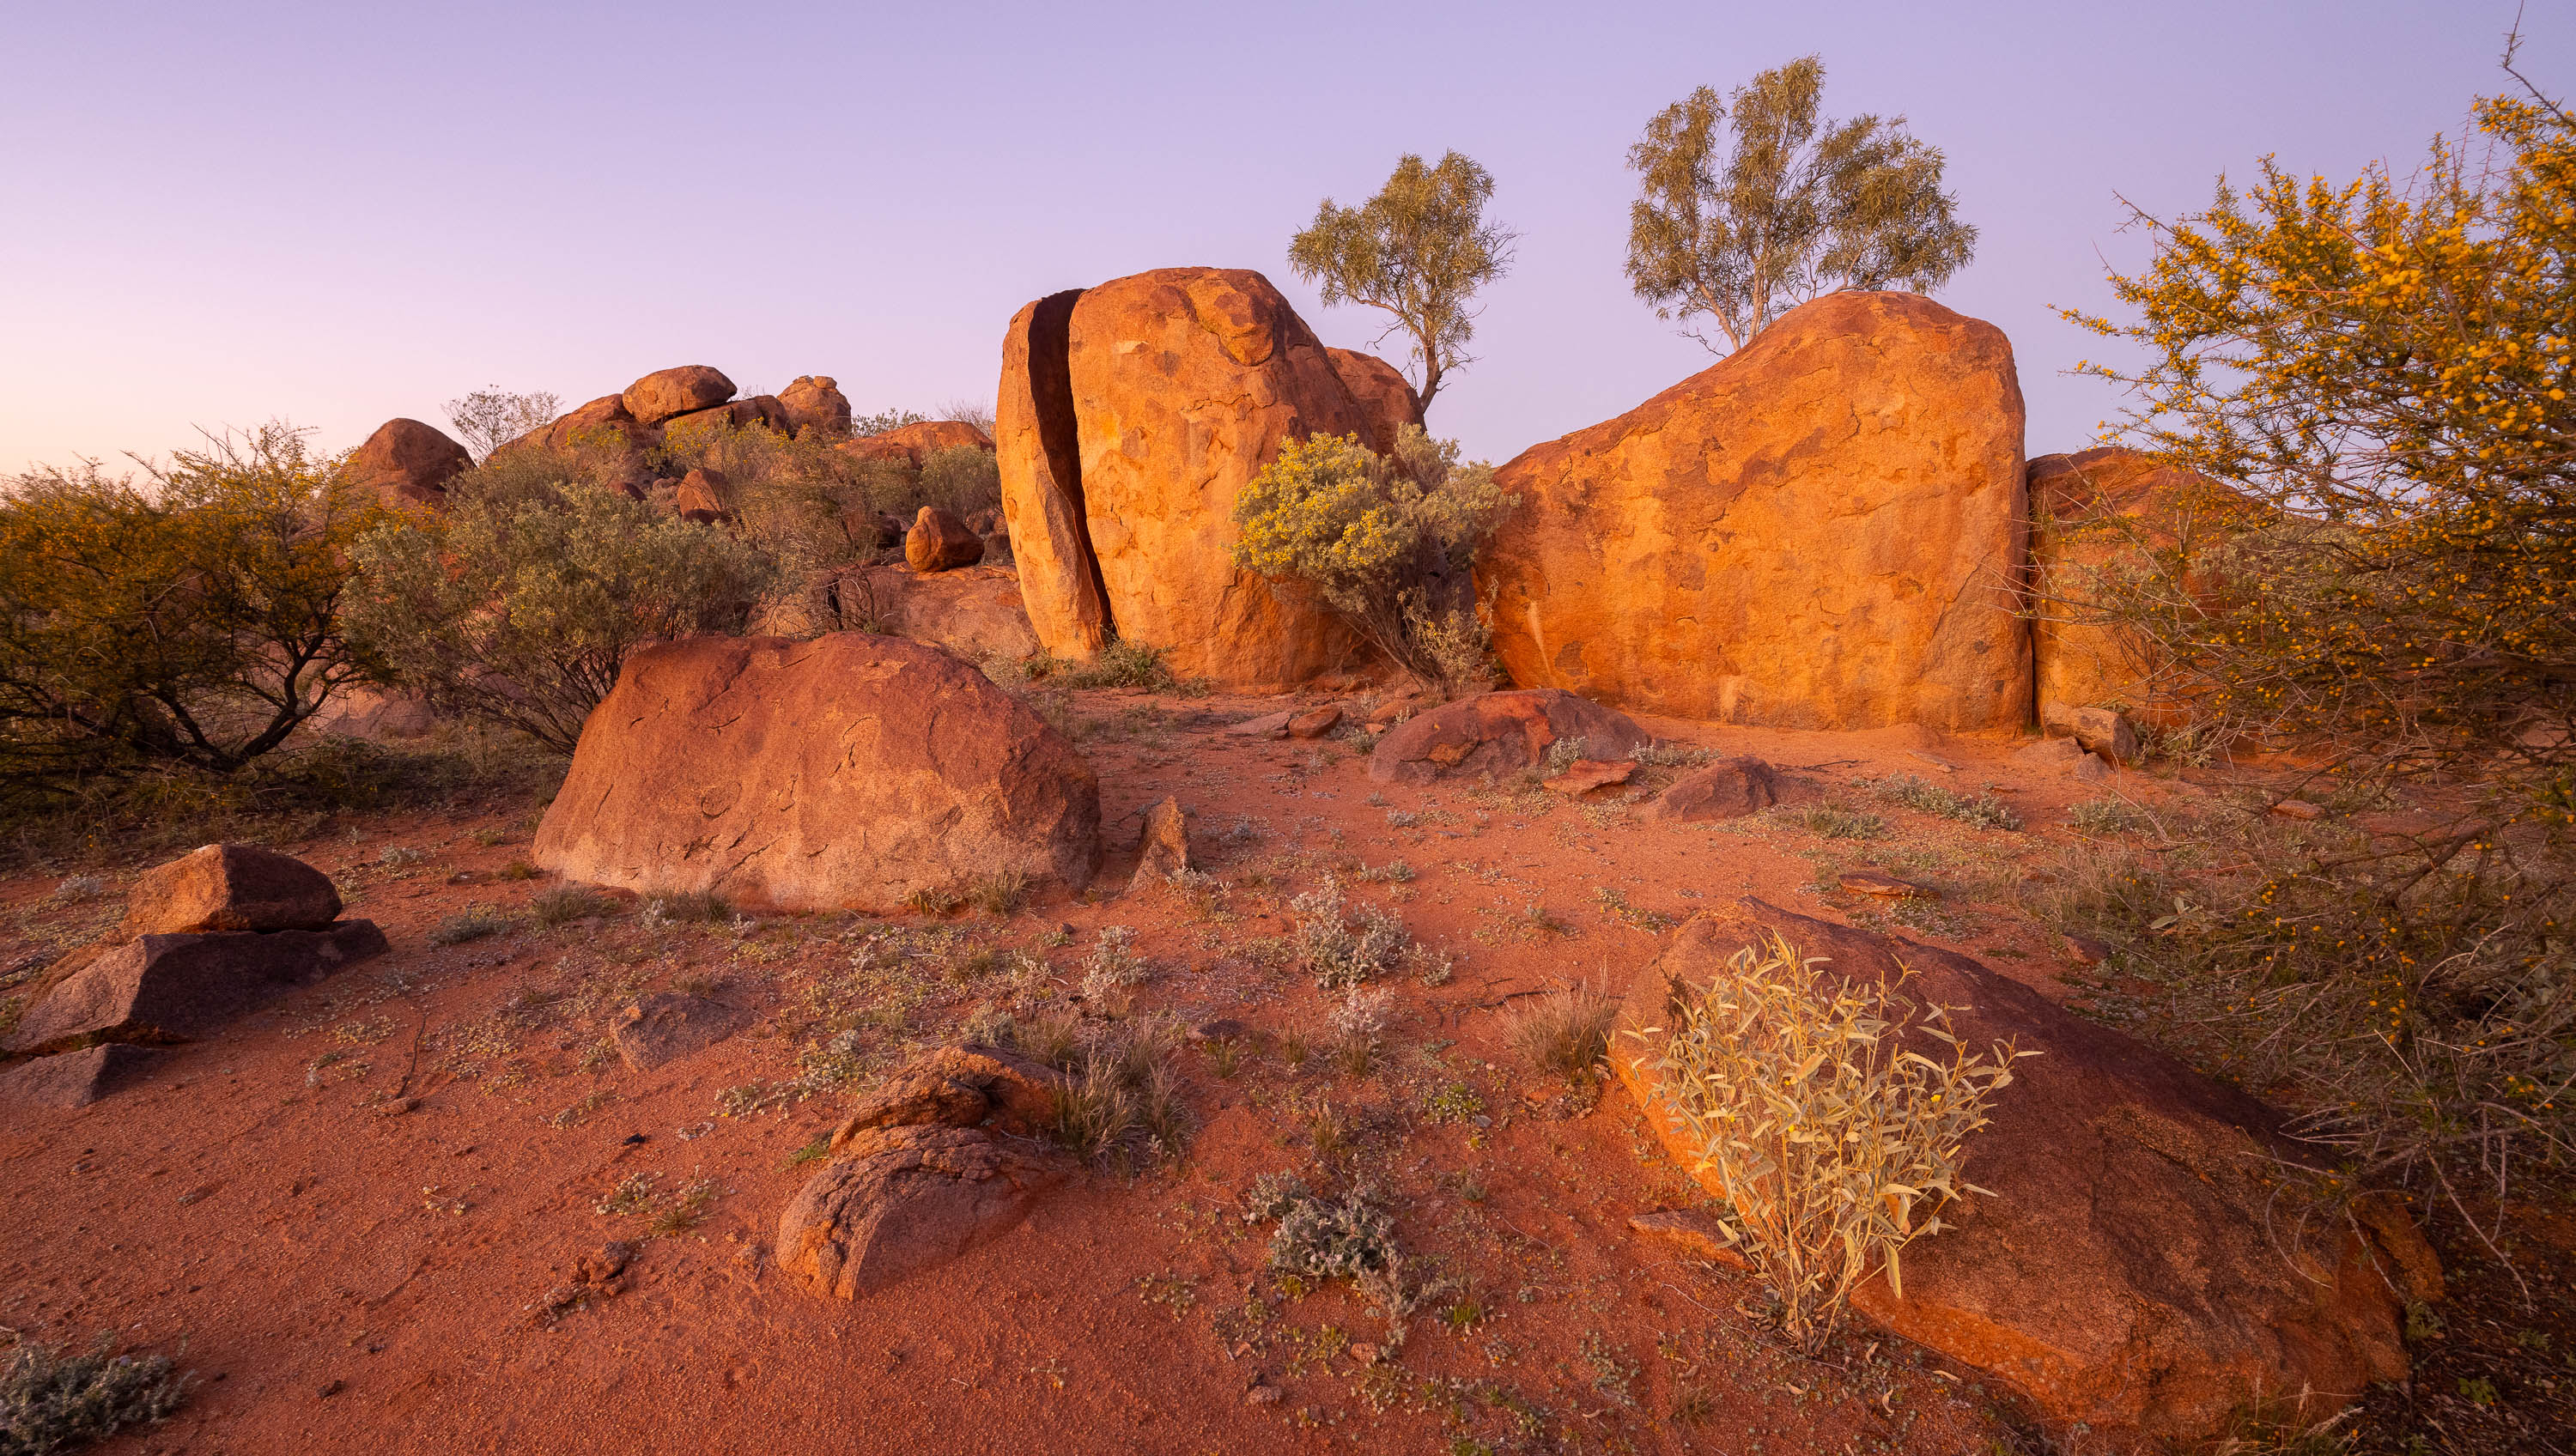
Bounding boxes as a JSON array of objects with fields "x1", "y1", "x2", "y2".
[
  {"x1": 1368, "y1": 689, "x2": 1647, "y2": 786},
  {"x1": 0, "y1": 1044, "x2": 168, "y2": 1111},
  {"x1": 997, "y1": 290, "x2": 1111, "y2": 658},
  {"x1": 349, "y1": 419, "x2": 471, "y2": 510},
  {"x1": 1130, "y1": 796, "x2": 1190, "y2": 893},
  {"x1": 905, "y1": 507, "x2": 984, "y2": 573},
  {"x1": 664, "y1": 395, "x2": 792, "y2": 444},
  {"x1": 673, "y1": 468, "x2": 733, "y2": 525},
  {"x1": 778, "y1": 375, "x2": 853, "y2": 438},
  {"x1": 1325, "y1": 347, "x2": 1422, "y2": 452},
  {"x1": 1613, "y1": 901, "x2": 2415, "y2": 1447},
  {"x1": 2027, "y1": 447, "x2": 2250, "y2": 727},
  {"x1": 623, "y1": 366, "x2": 737, "y2": 427},
  {"x1": 30, "y1": 843, "x2": 348, "y2": 998},
  {"x1": 777, "y1": 1045, "x2": 1074, "y2": 1299},
  {"x1": 1480, "y1": 291, "x2": 2030, "y2": 731},
  {"x1": 995, "y1": 268, "x2": 1407, "y2": 689},
  {"x1": 842, "y1": 420, "x2": 993, "y2": 470},
  {"x1": 532, "y1": 634, "x2": 1100, "y2": 913}
]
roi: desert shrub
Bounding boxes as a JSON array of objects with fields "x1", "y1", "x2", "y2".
[
  {"x1": 1018, "y1": 1017, "x2": 1187, "y2": 1165},
  {"x1": 1078, "y1": 925, "x2": 1148, "y2": 1003},
  {"x1": 1859, "y1": 773, "x2": 2021, "y2": 831},
  {"x1": 0, "y1": 424, "x2": 385, "y2": 796},
  {"x1": 916, "y1": 445, "x2": 1000, "y2": 519},
  {"x1": 1289, "y1": 876, "x2": 1413, "y2": 989},
  {"x1": 1505, "y1": 979, "x2": 1620, "y2": 1083},
  {"x1": 1232, "y1": 426, "x2": 1516, "y2": 693},
  {"x1": 1242, "y1": 1174, "x2": 1424, "y2": 1334},
  {"x1": 2057, "y1": 75, "x2": 2576, "y2": 1232},
  {"x1": 0, "y1": 1335, "x2": 190, "y2": 1454},
  {"x1": 1779, "y1": 803, "x2": 1885, "y2": 840},
  {"x1": 2066, "y1": 798, "x2": 2153, "y2": 837},
  {"x1": 966, "y1": 871, "x2": 1026, "y2": 917},
  {"x1": 531, "y1": 885, "x2": 613, "y2": 928},
  {"x1": 346, "y1": 474, "x2": 776, "y2": 753},
  {"x1": 1631, "y1": 932, "x2": 2024, "y2": 1350},
  {"x1": 1049, "y1": 640, "x2": 1183, "y2": 692},
  {"x1": 429, "y1": 907, "x2": 509, "y2": 946},
  {"x1": 851, "y1": 408, "x2": 928, "y2": 438}
]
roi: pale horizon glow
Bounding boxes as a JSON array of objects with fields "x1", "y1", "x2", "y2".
[{"x1": 3, "y1": 1, "x2": 2566, "y2": 476}]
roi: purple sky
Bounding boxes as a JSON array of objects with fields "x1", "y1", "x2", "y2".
[{"x1": 3, "y1": 1, "x2": 2566, "y2": 476}]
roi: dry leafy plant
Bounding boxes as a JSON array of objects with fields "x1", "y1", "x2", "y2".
[
  {"x1": 1630, "y1": 932, "x2": 2029, "y2": 1350},
  {"x1": 1, "y1": 1335, "x2": 190, "y2": 1453}
]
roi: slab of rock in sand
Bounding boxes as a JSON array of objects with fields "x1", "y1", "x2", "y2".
[
  {"x1": 1641, "y1": 757, "x2": 1784, "y2": 822},
  {"x1": 7, "y1": 922, "x2": 389, "y2": 1055},
  {"x1": 611, "y1": 993, "x2": 752, "y2": 1072},
  {"x1": 0, "y1": 1044, "x2": 171, "y2": 1110}
]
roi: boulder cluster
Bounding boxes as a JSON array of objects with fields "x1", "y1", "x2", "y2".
[{"x1": 1, "y1": 845, "x2": 386, "y2": 1107}]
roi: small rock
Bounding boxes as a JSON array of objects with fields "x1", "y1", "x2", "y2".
[
  {"x1": 1348, "y1": 1342, "x2": 1380, "y2": 1365},
  {"x1": 576, "y1": 1241, "x2": 635, "y2": 1284},
  {"x1": 1365, "y1": 693, "x2": 1421, "y2": 727},
  {"x1": 1908, "y1": 751, "x2": 1959, "y2": 774},
  {"x1": 905, "y1": 507, "x2": 985, "y2": 573},
  {"x1": 1225, "y1": 710, "x2": 1297, "y2": 737},
  {"x1": 1192, "y1": 1018, "x2": 1248, "y2": 1041},
  {"x1": 1286, "y1": 705, "x2": 1343, "y2": 739},
  {"x1": 1129, "y1": 796, "x2": 1191, "y2": 893},
  {"x1": 2270, "y1": 798, "x2": 2324, "y2": 822},
  {"x1": 2062, "y1": 932, "x2": 2111, "y2": 967},
  {"x1": 2042, "y1": 703, "x2": 2142, "y2": 765},
  {"x1": 318, "y1": 1379, "x2": 346, "y2": 1399},
  {"x1": 1543, "y1": 759, "x2": 1635, "y2": 796},
  {"x1": 1838, "y1": 870, "x2": 1936, "y2": 901},
  {"x1": 1245, "y1": 1383, "x2": 1284, "y2": 1406},
  {"x1": 0, "y1": 1044, "x2": 168, "y2": 1110}
]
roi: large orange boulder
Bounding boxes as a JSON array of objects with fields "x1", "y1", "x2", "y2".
[
  {"x1": 493, "y1": 394, "x2": 656, "y2": 461},
  {"x1": 2027, "y1": 447, "x2": 2252, "y2": 728},
  {"x1": 997, "y1": 290, "x2": 1111, "y2": 658},
  {"x1": 904, "y1": 507, "x2": 984, "y2": 573},
  {"x1": 779, "y1": 375, "x2": 853, "y2": 438},
  {"x1": 349, "y1": 418, "x2": 470, "y2": 510},
  {"x1": 532, "y1": 634, "x2": 1100, "y2": 913},
  {"x1": 1325, "y1": 347, "x2": 1420, "y2": 452},
  {"x1": 1614, "y1": 901, "x2": 2415, "y2": 1448},
  {"x1": 1480, "y1": 291, "x2": 2030, "y2": 731},
  {"x1": 1063, "y1": 267, "x2": 1370, "y2": 689},
  {"x1": 622, "y1": 366, "x2": 735, "y2": 426}
]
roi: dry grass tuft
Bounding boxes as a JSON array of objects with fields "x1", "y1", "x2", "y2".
[{"x1": 1504, "y1": 979, "x2": 1619, "y2": 1083}]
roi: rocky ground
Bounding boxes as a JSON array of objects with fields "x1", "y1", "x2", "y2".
[{"x1": 3, "y1": 684, "x2": 2568, "y2": 1455}]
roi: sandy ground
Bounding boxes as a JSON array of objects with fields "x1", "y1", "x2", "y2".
[{"x1": 1, "y1": 688, "x2": 2227, "y2": 1455}]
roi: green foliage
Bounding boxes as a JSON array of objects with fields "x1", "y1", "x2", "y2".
[
  {"x1": 850, "y1": 408, "x2": 927, "y2": 438},
  {"x1": 0, "y1": 424, "x2": 385, "y2": 792},
  {"x1": 1625, "y1": 57, "x2": 1976, "y2": 354},
  {"x1": 345, "y1": 474, "x2": 775, "y2": 753},
  {"x1": 1287, "y1": 150, "x2": 1518, "y2": 412},
  {"x1": 1632, "y1": 932, "x2": 2024, "y2": 1350},
  {"x1": 916, "y1": 444, "x2": 1001, "y2": 519},
  {"x1": 1232, "y1": 427, "x2": 1516, "y2": 693},
  {"x1": 0, "y1": 1335, "x2": 190, "y2": 1456}
]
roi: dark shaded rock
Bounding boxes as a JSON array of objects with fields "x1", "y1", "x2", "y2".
[
  {"x1": 0, "y1": 1044, "x2": 170, "y2": 1109},
  {"x1": 6, "y1": 922, "x2": 388, "y2": 1054},
  {"x1": 1642, "y1": 757, "x2": 1783, "y2": 822}
]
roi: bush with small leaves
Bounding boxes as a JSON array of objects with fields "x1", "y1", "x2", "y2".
[
  {"x1": 428, "y1": 907, "x2": 509, "y2": 946},
  {"x1": 1, "y1": 1336, "x2": 191, "y2": 1453},
  {"x1": 1289, "y1": 877, "x2": 1413, "y2": 991}
]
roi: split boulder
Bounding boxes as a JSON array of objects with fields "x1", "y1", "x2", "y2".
[
  {"x1": 1479, "y1": 291, "x2": 2030, "y2": 730},
  {"x1": 532, "y1": 634, "x2": 1101, "y2": 913},
  {"x1": 997, "y1": 289, "x2": 1112, "y2": 658}
]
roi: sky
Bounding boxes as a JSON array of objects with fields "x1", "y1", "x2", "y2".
[{"x1": 2, "y1": 1, "x2": 2567, "y2": 476}]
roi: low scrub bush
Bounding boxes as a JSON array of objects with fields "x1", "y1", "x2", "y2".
[
  {"x1": 1242, "y1": 1174, "x2": 1426, "y2": 1338},
  {"x1": 347, "y1": 475, "x2": 775, "y2": 753},
  {"x1": 531, "y1": 885, "x2": 613, "y2": 929},
  {"x1": 1630, "y1": 932, "x2": 2024, "y2": 1350},
  {"x1": 1858, "y1": 773, "x2": 2020, "y2": 831},
  {"x1": 1231, "y1": 427, "x2": 1515, "y2": 694},
  {"x1": 1289, "y1": 877, "x2": 1413, "y2": 990},
  {"x1": 429, "y1": 907, "x2": 509, "y2": 946},
  {"x1": 1, "y1": 1335, "x2": 191, "y2": 1453}
]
